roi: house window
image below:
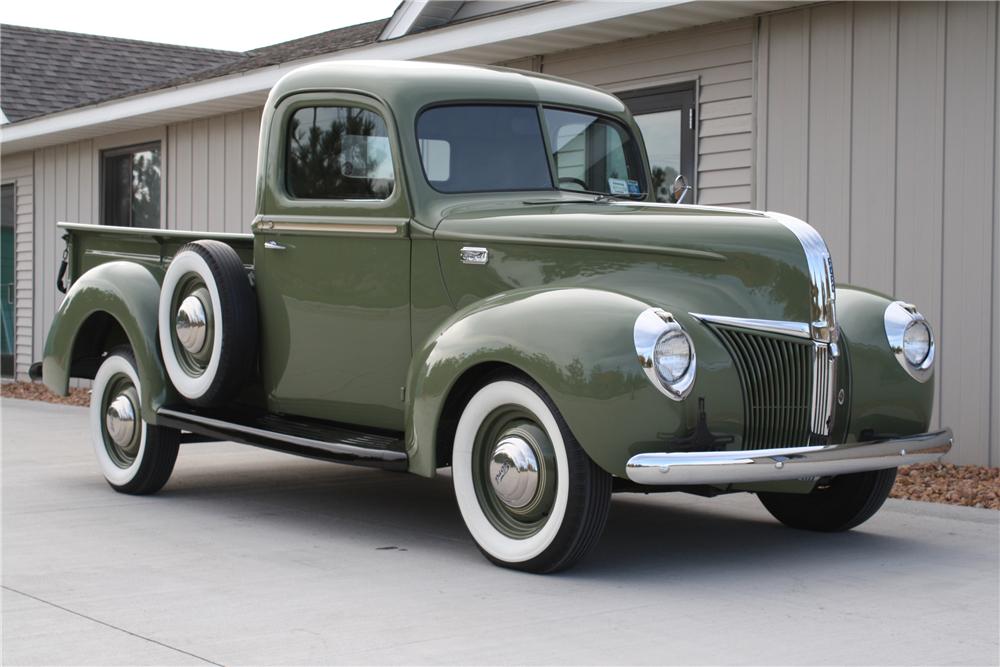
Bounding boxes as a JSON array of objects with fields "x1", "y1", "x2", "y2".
[
  {"x1": 285, "y1": 106, "x2": 394, "y2": 200},
  {"x1": 101, "y1": 142, "x2": 161, "y2": 228},
  {"x1": 617, "y1": 83, "x2": 697, "y2": 203}
]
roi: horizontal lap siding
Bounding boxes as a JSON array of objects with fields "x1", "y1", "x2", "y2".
[
  {"x1": 540, "y1": 19, "x2": 755, "y2": 207},
  {"x1": 757, "y1": 2, "x2": 999, "y2": 465}
]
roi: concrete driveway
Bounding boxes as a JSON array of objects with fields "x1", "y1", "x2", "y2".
[{"x1": 2, "y1": 398, "x2": 997, "y2": 666}]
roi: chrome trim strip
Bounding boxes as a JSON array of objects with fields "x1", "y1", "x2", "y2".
[
  {"x1": 810, "y1": 342, "x2": 836, "y2": 436},
  {"x1": 766, "y1": 211, "x2": 840, "y2": 440},
  {"x1": 260, "y1": 222, "x2": 399, "y2": 235},
  {"x1": 252, "y1": 215, "x2": 404, "y2": 236},
  {"x1": 766, "y1": 211, "x2": 839, "y2": 347},
  {"x1": 691, "y1": 313, "x2": 811, "y2": 339},
  {"x1": 625, "y1": 429, "x2": 952, "y2": 485},
  {"x1": 84, "y1": 249, "x2": 162, "y2": 262},
  {"x1": 884, "y1": 301, "x2": 935, "y2": 383}
]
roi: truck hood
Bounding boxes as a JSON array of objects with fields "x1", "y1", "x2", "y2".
[{"x1": 433, "y1": 199, "x2": 817, "y2": 324}]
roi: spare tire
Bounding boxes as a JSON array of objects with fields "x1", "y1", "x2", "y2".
[{"x1": 158, "y1": 240, "x2": 257, "y2": 406}]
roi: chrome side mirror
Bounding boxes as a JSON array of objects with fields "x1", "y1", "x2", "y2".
[{"x1": 672, "y1": 174, "x2": 691, "y2": 204}]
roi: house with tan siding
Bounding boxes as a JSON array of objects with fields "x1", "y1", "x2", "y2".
[{"x1": 1, "y1": 1, "x2": 997, "y2": 466}]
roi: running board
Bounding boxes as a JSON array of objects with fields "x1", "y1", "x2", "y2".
[{"x1": 157, "y1": 407, "x2": 408, "y2": 471}]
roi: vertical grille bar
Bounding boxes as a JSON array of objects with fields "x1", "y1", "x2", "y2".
[
  {"x1": 710, "y1": 325, "x2": 814, "y2": 450},
  {"x1": 810, "y1": 342, "x2": 836, "y2": 436}
]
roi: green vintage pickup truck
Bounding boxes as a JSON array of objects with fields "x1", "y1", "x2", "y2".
[{"x1": 41, "y1": 61, "x2": 951, "y2": 572}]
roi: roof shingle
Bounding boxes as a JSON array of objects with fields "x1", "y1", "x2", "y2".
[
  {"x1": 0, "y1": 24, "x2": 243, "y2": 123},
  {"x1": 0, "y1": 18, "x2": 389, "y2": 124}
]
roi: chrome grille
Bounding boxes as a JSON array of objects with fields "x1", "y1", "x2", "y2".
[
  {"x1": 711, "y1": 327, "x2": 814, "y2": 450},
  {"x1": 811, "y1": 342, "x2": 835, "y2": 435}
]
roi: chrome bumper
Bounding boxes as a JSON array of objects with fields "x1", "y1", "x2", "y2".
[{"x1": 625, "y1": 429, "x2": 952, "y2": 486}]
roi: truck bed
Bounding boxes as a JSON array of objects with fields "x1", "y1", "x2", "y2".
[{"x1": 58, "y1": 221, "x2": 254, "y2": 286}]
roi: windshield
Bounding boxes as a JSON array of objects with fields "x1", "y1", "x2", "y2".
[{"x1": 416, "y1": 104, "x2": 646, "y2": 198}]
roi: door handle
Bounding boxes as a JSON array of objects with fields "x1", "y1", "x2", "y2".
[
  {"x1": 264, "y1": 240, "x2": 286, "y2": 251},
  {"x1": 460, "y1": 246, "x2": 489, "y2": 265}
]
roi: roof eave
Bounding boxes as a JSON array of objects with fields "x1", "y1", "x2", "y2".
[{"x1": 2, "y1": 0, "x2": 810, "y2": 154}]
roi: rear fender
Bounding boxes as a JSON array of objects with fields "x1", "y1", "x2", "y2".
[{"x1": 42, "y1": 261, "x2": 172, "y2": 422}]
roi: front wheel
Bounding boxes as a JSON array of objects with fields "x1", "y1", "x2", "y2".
[
  {"x1": 758, "y1": 467, "x2": 898, "y2": 532},
  {"x1": 452, "y1": 376, "x2": 612, "y2": 573},
  {"x1": 90, "y1": 348, "x2": 179, "y2": 495}
]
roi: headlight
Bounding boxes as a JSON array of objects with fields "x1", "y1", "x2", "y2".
[
  {"x1": 884, "y1": 301, "x2": 934, "y2": 382},
  {"x1": 634, "y1": 308, "x2": 696, "y2": 400},
  {"x1": 902, "y1": 320, "x2": 931, "y2": 366},
  {"x1": 654, "y1": 330, "x2": 692, "y2": 383}
]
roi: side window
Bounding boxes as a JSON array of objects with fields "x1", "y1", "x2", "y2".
[
  {"x1": 544, "y1": 109, "x2": 642, "y2": 195},
  {"x1": 101, "y1": 142, "x2": 161, "y2": 228},
  {"x1": 286, "y1": 106, "x2": 394, "y2": 200}
]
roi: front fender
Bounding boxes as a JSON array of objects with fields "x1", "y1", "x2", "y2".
[
  {"x1": 836, "y1": 286, "x2": 935, "y2": 439},
  {"x1": 42, "y1": 261, "x2": 171, "y2": 422},
  {"x1": 405, "y1": 287, "x2": 738, "y2": 478}
]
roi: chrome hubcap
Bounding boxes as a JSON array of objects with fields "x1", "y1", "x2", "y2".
[
  {"x1": 105, "y1": 394, "x2": 137, "y2": 448},
  {"x1": 488, "y1": 436, "x2": 540, "y2": 509},
  {"x1": 175, "y1": 295, "x2": 208, "y2": 353}
]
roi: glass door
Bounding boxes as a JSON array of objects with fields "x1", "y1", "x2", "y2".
[
  {"x1": 618, "y1": 83, "x2": 697, "y2": 203},
  {"x1": 1, "y1": 183, "x2": 15, "y2": 378}
]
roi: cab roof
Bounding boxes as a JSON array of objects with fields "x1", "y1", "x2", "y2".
[{"x1": 267, "y1": 60, "x2": 627, "y2": 116}]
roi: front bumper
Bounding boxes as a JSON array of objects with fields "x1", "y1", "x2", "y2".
[{"x1": 625, "y1": 429, "x2": 952, "y2": 486}]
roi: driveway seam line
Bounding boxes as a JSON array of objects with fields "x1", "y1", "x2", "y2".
[{"x1": 2, "y1": 585, "x2": 222, "y2": 666}]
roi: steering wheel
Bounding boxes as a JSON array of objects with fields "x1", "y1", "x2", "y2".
[{"x1": 558, "y1": 176, "x2": 589, "y2": 191}]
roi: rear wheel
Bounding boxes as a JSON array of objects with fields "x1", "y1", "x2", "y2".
[
  {"x1": 758, "y1": 468, "x2": 898, "y2": 532},
  {"x1": 90, "y1": 348, "x2": 179, "y2": 495},
  {"x1": 158, "y1": 240, "x2": 257, "y2": 407},
  {"x1": 452, "y1": 376, "x2": 612, "y2": 573}
]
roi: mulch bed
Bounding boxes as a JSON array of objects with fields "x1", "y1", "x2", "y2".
[
  {"x1": 2, "y1": 380, "x2": 90, "y2": 406},
  {"x1": 4, "y1": 381, "x2": 998, "y2": 509},
  {"x1": 891, "y1": 463, "x2": 999, "y2": 510}
]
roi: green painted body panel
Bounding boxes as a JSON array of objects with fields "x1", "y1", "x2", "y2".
[
  {"x1": 42, "y1": 261, "x2": 174, "y2": 422},
  {"x1": 42, "y1": 62, "x2": 940, "y2": 486},
  {"x1": 405, "y1": 287, "x2": 745, "y2": 477},
  {"x1": 836, "y1": 286, "x2": 934, "y2": 438},
  {"x1": 253, "y1": 90, "x2": 413, "y2": 429},
  {"x1": 253, "y1": 227, "x2": 411, "y2": 429}
]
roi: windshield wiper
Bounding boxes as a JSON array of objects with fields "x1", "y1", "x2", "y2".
[
  {"x1": 523, "y1": 190, "x2": 647, "y2": 205},
  {"x1": 591, "y1": 192, "x2": 646, "y2": 203}
]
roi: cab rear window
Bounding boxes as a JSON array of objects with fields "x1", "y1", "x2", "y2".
[{"x1": 286, "y1": 106, "x2": 394, "y2": 200}]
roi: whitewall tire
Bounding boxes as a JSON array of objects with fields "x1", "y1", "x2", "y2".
[
  {"x1": 91, "y1": 348, "x2": 179, "y2": 494},
  {"x1": 158, "y1": 241, "x2": 257, "y2": 406},
  {"x1": 452, "y1": 376, "x2": 612, "y2": 573}
]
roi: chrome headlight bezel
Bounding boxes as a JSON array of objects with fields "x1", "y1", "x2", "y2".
[
  {"x1": 634, "y1": 308, "x2": 696, "y2": 400},
  {"x1": 883, "y1": 301, "x2": 935, "y2": 382}
]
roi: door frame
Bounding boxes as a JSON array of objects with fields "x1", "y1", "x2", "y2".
[
  {"x1": 1, "y1": 181, "x2": 17, "y2": 378},
  {"x1": 616, "y1": 81, "x2": 698, "y2": 201}
]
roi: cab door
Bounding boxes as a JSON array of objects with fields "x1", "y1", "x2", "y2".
[{"x1": 254, "y1": 93, "x2": 411, "y2": 431}]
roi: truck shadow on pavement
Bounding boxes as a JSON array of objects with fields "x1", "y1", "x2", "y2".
[{"x1": 145, "y1": 448, "x2": 941, "y2": 580}]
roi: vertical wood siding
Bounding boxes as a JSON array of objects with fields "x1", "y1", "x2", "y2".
[
  {"x1": 166, "y1": 108, "x2": 262, "y2": 233},
  {"x1": 29, "y1": 140, "x2": 96, "y2": 377},
  {"x1": 541, "y1": 18, "x2": 756, "y2": 207},
  {"x1": 757, "y1": 1, "x2": 999, "y2": 465},
  {"x1": 24, "y1": 109, "x2": 264, "y2": 379}
]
